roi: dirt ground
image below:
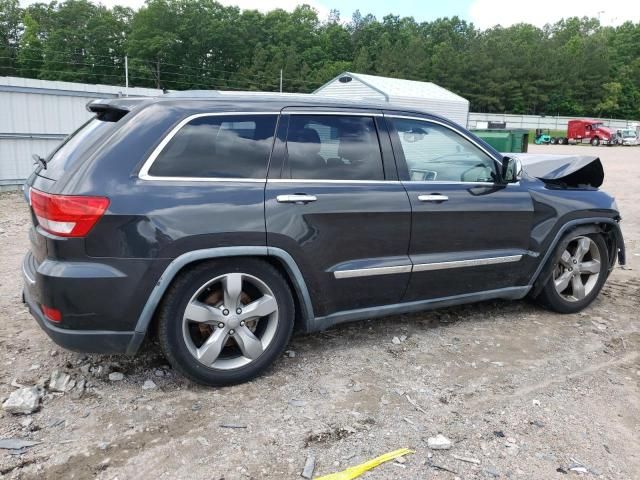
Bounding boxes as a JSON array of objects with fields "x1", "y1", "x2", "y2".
[{"x1": 1, "y1": 144, "x2": 638, "y2": 480}]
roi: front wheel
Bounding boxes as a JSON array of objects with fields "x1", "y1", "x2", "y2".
[
  {"x1": 157, "y1": 259, "x2": 295, "y2": 386},
  {"x1": 536, "y1": 234, "x2": 609, "y2": 314},
  {"x1": 591, "y1": 137, "x2": 600, "y2": 146}
]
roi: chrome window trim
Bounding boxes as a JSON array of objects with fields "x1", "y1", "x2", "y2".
[
  {"x1": 333, "y1": 254, "x2": 523, "y2": 279},
  {"x1": 334, "y1": 265, "x2": 411, "y2": 279},
  {"x1": 384, "y1": 113, "x2": 504, "y2": 173},
  {"x1": 268, "y1": 179, "x2": 401, "y2": 185},
  {"x1": 412, "y1": 255, "x2": 523, "y2": 273},
  {"x1": 138, "y1": 111, "x2": 279, "y2": 182},
  {"x1": 285, "y1": 111, "x2": 383, "y2": 116}
]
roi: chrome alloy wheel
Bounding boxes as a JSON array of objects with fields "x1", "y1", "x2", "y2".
[
  {"x1": 182, "y1": 273, "x2": 279, "y2": 369},
  {"x1": 552, "y1": 236, "x2": 601, "y2": 302}
]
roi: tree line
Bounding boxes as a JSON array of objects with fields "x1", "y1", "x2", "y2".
[{"x1": 1, "y1": 0, "x2": 639, "y2": 119}]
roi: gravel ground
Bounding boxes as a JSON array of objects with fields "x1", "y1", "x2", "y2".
[{"x1": 1, "y1": 144, "x2": 639, "y2": 479}]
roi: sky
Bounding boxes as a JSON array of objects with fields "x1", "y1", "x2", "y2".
[{"x1": 24, "y1": 0, "x2": 640, "y2": 28}]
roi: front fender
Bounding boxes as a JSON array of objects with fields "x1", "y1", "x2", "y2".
[{"x1": 528, "y1": 217, "x2": 625, "y2": 297}]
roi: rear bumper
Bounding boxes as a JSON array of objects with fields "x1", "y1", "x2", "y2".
[
  {"x1": 22, "y1": 252, "x2": 136, "y2": 354},
  {"x1": 23, "y1": 286, "x2": 134, "y2": 353}
]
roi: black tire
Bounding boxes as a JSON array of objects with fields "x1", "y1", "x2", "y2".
[
  {"x1": 157, "y1": 258, "x2": 295, "y2": 386},
  {"x1": 550, "y1": 137, "x2": 557, "y2": 145},
  {"x1": 591, "y1": 137, "x2": 600, "y2": 146},
  {"x1": 536, "y1": 233, "x2": 609, "y2": 314}
]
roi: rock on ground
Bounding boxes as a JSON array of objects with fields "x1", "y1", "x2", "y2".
[{"x1": 2, "y1": 386, "x2": 42, "y2": 415}]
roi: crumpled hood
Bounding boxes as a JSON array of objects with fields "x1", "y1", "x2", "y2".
[{"x1": 511, "y1": 153, "x2": 604, "y2": 188}]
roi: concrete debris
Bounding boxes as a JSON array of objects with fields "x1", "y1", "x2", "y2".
[
  {"x1": 71, "y1": 378, "x2": 86, "y2": 400},
  {"x1": 452, "y1": 454, "x2": 481, "y2": 465},
  {"x1": 108, "y1": 372, "x2": 124, "y2": 382},
  {"x1": 142, "y1": 379, "x2": 157, "y2": 390},
  {"x1": 301, "y1": 454, "x2": 316, "y2": 479},
  {"x1": 288, "y1": 399, "x2": 306, "y2": 407},
  {"x1": 532, "y1": 399, "x2": 541, "y2": 406},
  {"x1": 392, "y1": 336, "x2": 402, "y2": 345},
  {"x1": 50, "y1": 349, "x2": 58, "y2": 357},
  {"x1": 49, "y1": 369, "x2": 74, "y2": 392},
  {"x1": 154, "y1": 369, "x2": 166, "y2": 377},
  {"x1": 285, "y1": 350, "x2": 296, "y2": 358},
  {"x1": 10, "y1": 378, "x2": 23, "y2": 388},
  {"x1": 19, "y1": 418, "x2": 33, "y2": 428},
  {"x1": 427, "y1": 434, "x2": 453, "y2": 450},
  {"x1": 0, "y1": 438, "x2": 42, "y2": 450},
  {"x1": 2, "y1": 386, "x2": 42, "y2": 415},
  {"x1": 196, "y1": 437, "x2": 210, "y2": 447},
  {"x1": 352, "y1": 384, "x2": 363, "y2": 392}
]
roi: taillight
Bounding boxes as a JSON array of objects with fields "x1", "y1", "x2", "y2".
[
  {"x1": 41, "y1": 305, "x2": 62, "y2": 323},
  {"x1": 30, "y1": 188, "x2": 109, "y2": 237}
]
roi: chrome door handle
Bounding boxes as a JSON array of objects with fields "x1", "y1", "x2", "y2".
[
  {"x1": 276, "y1": 194, "x2": 317, "y2": 204},
  {"x1": 418, "y1": 194, "x2": 449, "y2": 202}
]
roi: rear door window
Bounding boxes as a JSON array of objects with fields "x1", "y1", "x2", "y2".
[
  {"x1": 283, "y1": 115, "x2": 384, "y2": 181},
  {"x1": 147, "y1": 114, "x2": 278, "y2": 179}
]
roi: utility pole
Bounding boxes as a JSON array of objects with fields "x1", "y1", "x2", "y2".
[
  {"x1": 124, "y1": 55, "x2": 129, "y2": 96},
  {"x1": 156, "y1": 58, "x2": 161, "y2": 90},
  {"x1": 279, "y1": 69, "x2": 283, "y2": 93}
]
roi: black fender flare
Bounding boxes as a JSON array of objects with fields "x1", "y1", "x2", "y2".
[
  {"x1": 125, "y1": 246, "x2": 315, "y2": 354},
  {"x1": 528, "y1": 217, "x2": 625, "y2": 297}
]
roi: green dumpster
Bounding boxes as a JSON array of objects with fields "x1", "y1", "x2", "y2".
[{"x1": 472, "y1": 129, "x2": 529, "y2": 153}]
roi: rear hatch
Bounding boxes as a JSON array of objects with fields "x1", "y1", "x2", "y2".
[{"x1": 25, "y1": 98, "x2": 142, "y2": 263}]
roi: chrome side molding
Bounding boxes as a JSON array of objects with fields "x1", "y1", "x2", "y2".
[{"x1": 334, "y1": 254, "x2": 523, "y2": 279}]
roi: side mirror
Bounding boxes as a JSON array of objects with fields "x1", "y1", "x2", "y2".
[{"x1": 501, "y1": 156, "x2": 522, "y2": 183}]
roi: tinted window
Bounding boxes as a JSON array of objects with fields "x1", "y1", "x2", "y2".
[
  {"x1": 284, "y1": 115, "x2": 384, "y2": 181},
  {"x1": 148, "y1": 114, "x2": 277, "y2": 178},
  {"x1": 391, "y1": 119, "x2": 498, "y2": 183},
  {"x1": 44, "y1": 118, "x2": 116, "y2": 180}
]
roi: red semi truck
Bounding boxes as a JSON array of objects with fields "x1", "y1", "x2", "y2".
[{"x1": 555, "y1": 119, "x2": 615, "y2": 146}]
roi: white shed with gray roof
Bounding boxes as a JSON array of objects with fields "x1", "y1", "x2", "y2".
[{"x1": 314, "y1": 72, "x2": 469, "y2": 127}]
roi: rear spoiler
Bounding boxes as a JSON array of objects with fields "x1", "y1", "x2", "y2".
[{"x1": 86, "y1": 98, "x2": 147, "y2": 121}]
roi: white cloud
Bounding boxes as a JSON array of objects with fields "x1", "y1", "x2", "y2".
[{"x1": 469, "y1": 0, "x2": 640, "y2": 29}]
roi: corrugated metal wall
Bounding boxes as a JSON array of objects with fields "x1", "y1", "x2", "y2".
[
  {"x1": 0, "y1": 76, "x2": 162, "y2": 187},
  {"x1": 468, "y1": 112, "x2": 639, "y2": 131},
  {"x1": 314, "y1": 76, "x2": 387, "y2": 102},
  {"x1": 384, "y1": 96, "x2": 469, "y2": 128},
  {"x1": 315, "y1": 76, "x2": 470, "y2": 127}
]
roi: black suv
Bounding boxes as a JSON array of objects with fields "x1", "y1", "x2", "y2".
[{"x1": 22, "y1": 94, "x2": 625, "y2": 386}]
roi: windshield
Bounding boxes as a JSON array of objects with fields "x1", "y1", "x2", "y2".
[
  {"x1": 39, "y1": 117, "x2": 116, "y2": 180},
  {"x1": 622, "y1": 130, "x2": 636, "y2": 138},
  {"x1": 591, "y1": 123, "x2": 604, "y2": 129}
]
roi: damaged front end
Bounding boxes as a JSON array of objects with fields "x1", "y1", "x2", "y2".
[{"x1": 513, "y1": 154, "x2": 604, "y2": 189}]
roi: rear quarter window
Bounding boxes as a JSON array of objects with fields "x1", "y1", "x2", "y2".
[{"x1": 147, "y1": 114, "x2": 278, "y2": 179}]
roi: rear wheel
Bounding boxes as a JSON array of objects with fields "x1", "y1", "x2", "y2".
[
  {"x1": 157, "y1": 259, "x2": 294, "y2": 386},
  {"x1": 591, "y1": 137, "x2": 600, "y2": 146},
  {"x1": 537, "y1": 234, "x2": 608, "y2": 314}
]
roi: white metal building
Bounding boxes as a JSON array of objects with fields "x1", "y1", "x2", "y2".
[
  {"x1": 314, "y1": 72, "x2": 470, "y2": 127},
  {"x1": 0, "y1": 76, "x2": 162, "y2": 188}
]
